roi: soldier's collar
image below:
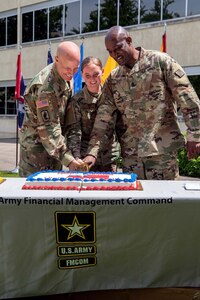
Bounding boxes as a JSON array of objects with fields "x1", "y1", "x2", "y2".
[
  {"x1": 52, "y1": 63, "x2": 66, "y2": 87},
  {"x1": 83, "y1": 85, "x2": 101, "y2": 103},
  {"x1": 135, "y1": 47, "x2": 143, "y2": 60}
]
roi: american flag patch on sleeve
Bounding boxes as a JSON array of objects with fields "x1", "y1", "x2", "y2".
[{"x1": 36, "y1": 99, "x2": 49, "y2": 108}]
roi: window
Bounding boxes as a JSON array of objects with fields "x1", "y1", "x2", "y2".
[
  {"x1": 0, "y1": 87, "x2": 5, "y2": 114},
  {"x1": 188, "y1": 75, "x2": 200, "y2": 98},
  {"x1": 7, "y1": 15, "x2": 17, "y2": 45},
  {"x1": 34, "y1": 9, "x2": 48, "y2": 41},
  {"x1": 163, "y1": 0, "x2": 185, "y2": 20},
  {"x1": 82, "y1": 0, "x2": 98, "y2": 33},
  {"x1": 22, "y1": 12, "x2": 33, "y2": 43},
  {"x1": 2, "y1": 0, "x2": 200, "y2": 48},
  {"x1": 0, "y1": 18, "x2": 6, "y2": 46},
  {"x1": 188, "y1": 0, "x2": 200, "y2": 16},
  {"x1": 0, "y1": 15, "x2": 17, "y2": 46},
  {"x1": 49, "y1": 5, "x2": 63, "y2": 38},
  {"x1": 119, "y1": 0, "x2": 138, "y2": 26},
  {"x1": 0, "y1": 84, "x2": 28, "y2": 116},
  {"x1": 100, "y1": 0, "x2": 117, "y2": 30},
  {"x1": 65, "y1": 2, "x2": 80, "y2": 36},
  {"x1": 7, "y1": 87, "x2": 16, "y2": 115},
  {"x1": 140, "y1": 0, "x2": 161, "y2": 23}
]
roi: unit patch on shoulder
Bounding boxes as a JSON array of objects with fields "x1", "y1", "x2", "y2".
[
  {"x1": 36, "y1": 99, "x2": 49, "y2": 108},
  {"x1": 41, "y1": 110, "x2": 50, "y2": 122},
  {"x1": 174, "y1": 69, "x2": 185, "y2": 78}
]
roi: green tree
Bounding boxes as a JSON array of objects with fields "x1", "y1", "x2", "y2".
[
  {"x1": 82, "y1": 0, "x2": 117, "y2": 32},
  {"x1": 82, "y1": 0, "x2": 138, "y2": 33},
  {"x1": 141, "y1": 0, "x2": 179, "y2": 23},
  {"x1": 82, "y1": 5, "x2": 98, "y2": 33},
  {"x1": 141, "y1": 0, "x2": 161, "y2": 22},
  {"x1": 119, "y1": 0, "x2": 138, "y2": 26},
  {"x1": 163, "y1": 0, "x2": 180, "y2": 19},
  {"x1": 49, "y1": 6, "x2": 63, "y2": 38}
]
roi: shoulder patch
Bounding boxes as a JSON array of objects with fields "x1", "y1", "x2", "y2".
[
  {"x1": 174, "y1": 69, "x2": 185, "y2": 78},
  {"x1": 41, "y1": 110, "x2": 50, "y2": 122},
  {"x1": 36, "y1": 99, "x2": 49, "y2": 108}
]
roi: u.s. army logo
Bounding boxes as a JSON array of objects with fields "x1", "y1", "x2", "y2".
[
  {"x1": 55, "y1": 212, "x2": 96, "y2": 269},
  {"x1": 55, "y1": 211, "x2": 96, "y2": 243}
]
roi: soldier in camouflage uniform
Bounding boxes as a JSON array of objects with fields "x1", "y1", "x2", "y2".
[
  {"x1": 19, "y1": 41, "x2": 84, "y2": 177},
  {"x1": 84, "y1": 26, "x2": 200, "y2": 180},
  {"x1": 66, "y1": 56, "x2": 120, "y2": 171}
]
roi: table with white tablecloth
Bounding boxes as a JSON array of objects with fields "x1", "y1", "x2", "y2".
[{"x1": 0, "y1": 178, "x2": 200, "y2": 299}]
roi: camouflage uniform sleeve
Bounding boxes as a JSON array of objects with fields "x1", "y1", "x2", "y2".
[
  {"x1": 33, "y1": 90, "x2": 74, "y2": 167},
  {"x1": 66, "y1": 98, "x2": 82, "y2": 158},
  {"x1": 87, "y1": 78, "x2": 117, "y2": 158},
  {"x1": 163, "y1": 56, "x2": 200, "y2": 142}
]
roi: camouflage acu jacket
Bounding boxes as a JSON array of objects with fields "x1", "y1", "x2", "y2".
[
  {"x1": 66, "y1": 85, "x2": 119, "y2": 165},
  {"x1": 87, "y1": 47, "x2": 200, "y2": 160},
  {"x1": 19, "y1": 63, "x2": 74, "y2": 167}
]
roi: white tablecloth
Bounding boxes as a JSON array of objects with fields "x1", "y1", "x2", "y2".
[{"x1": 0, "y1": 178, "x2": 200, "y2": 299}]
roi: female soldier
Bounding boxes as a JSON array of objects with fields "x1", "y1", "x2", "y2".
[{"x1": 67, "y1": 56, "x2": 119, "y2": 171}]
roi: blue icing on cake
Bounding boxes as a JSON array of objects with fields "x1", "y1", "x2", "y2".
[{"x1": 24, "y1": 170, "x2": 138, "y2": 191}]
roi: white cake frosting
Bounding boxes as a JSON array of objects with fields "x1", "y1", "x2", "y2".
[{"x1": 22, "y1": 171, "x2": 138, "y2": 191}]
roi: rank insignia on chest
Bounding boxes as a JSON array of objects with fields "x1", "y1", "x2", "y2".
[{"x1": 36, "y1": 99, "x2": 49, "y2": 108}]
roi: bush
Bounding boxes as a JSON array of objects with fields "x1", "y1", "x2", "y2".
[
  {"x1": 177, "y1": 148, "x2": 200, "y2": 178},
  {"x1": 0, "y1": 172, "x2": 19, "y2": 178},
  {"x1": 117, "y1": 148, "x2": 200, "y2": 178}
]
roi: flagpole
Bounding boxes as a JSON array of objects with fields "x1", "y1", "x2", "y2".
[
  {"x1": 13, "y1": 46, "x2": 22, "y2": 173},
  {"x1": 160, "y1": 23, "x2": 167, "y2": 53},
  {"x1": 12, "y1": 1, "x2": 21, "y2": 172},
  {"x1": 47, "y1": 41, "x2": 53, "y2": 65},
  {"x1": 163, "y1": 23, "x2": 167, "y2": 53},
  {"x1": 15, "y1": 101, "x2": 19, "y2": 169},
  {"x1": 73, "y1": 40, "x2": 84, "y2": 94},
  {"x1": 48, "y1": 40, "x2": 51, "y2": 52}
]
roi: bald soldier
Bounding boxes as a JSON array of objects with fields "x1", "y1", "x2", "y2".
[
  {"x1": 19, "y1": 41, "x2": 84, "y2": 177},
  {"x1": 84, "y1": 26, "x2": 200, "y2": 180}
]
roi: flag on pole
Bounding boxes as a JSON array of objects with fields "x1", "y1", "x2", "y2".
[
  {"x1": 101, "y1": 56, "x2": 118, "y2": 84},
  {"x1": 47, "y1": 47, "x2": 53, "y2": 65},
  {"x1": 15, "y1": 52, "x2": 23, "y2": 99},
  {"x1": 73, "y1": 42, "x2": 84, "y2": 94},
  {"x1": 15, "y1": 52, "x2": 25, "y2": 129},
  {"x1": 160, "y1": 24, "x2": 167, "y2": 53}
]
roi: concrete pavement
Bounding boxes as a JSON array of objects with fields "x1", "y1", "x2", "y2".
[{"x1": 0, "y1": 137, "x2": 19, "y2": 172}]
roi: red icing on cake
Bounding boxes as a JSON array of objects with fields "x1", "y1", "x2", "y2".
[{"x1": 22, "y1": 171, "x2": 139, "y2": 191}]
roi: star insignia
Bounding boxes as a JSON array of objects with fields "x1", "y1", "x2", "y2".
[{"x1": 61, "y1": 215, "x2": 90, "y2": 240}]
